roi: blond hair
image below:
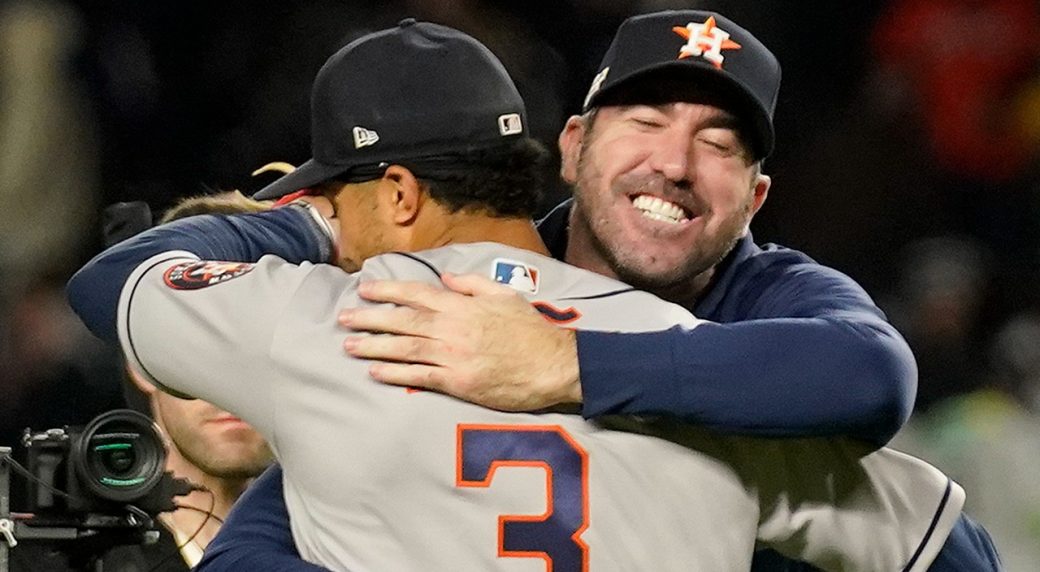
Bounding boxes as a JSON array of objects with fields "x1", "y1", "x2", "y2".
[{"x1": 160, "y1": 190, "x2": 271, "y2": 224}]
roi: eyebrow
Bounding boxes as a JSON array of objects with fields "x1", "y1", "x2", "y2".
[
  {"x1": 698, "y1": 113, "x2": 741, "y2": 132},
  {"x1": 697, "y1": 113, "x2": 754, "y2": 160},
  {"x1": 618, "y1": 103, "x2": 752, "y2": 156},
  {"x1": 619, "y1": 103, "x2": 740, "y2": 129}
]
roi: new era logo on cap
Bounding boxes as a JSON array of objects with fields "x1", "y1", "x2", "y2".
[
  {"x1": 582, "y1": 67, "x2": 610, "y2": 110},
  {"x1": 352, "y1": 126, "x2": 380, "y2": 149},
  {"x1": 498, "y1": 113, "x2": 523, "y2": 136}
]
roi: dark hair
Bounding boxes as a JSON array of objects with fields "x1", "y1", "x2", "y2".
[{"x1": 328, "y1": 137, "x2": 550, "y2": 218}]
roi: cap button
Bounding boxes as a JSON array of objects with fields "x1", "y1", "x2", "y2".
[{"x1": 398, "y1": 18, "x2": 417, "y2": 28}]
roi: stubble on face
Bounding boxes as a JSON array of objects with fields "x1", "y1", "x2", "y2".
[
  {"x1": 158, "y1": 398, "x2": 273, "y2": 480},
  {"x1": 335, "y1": 184, "x2": 391, "y2": 273},
  {"x1": 570, "y1": 116, "x2": 756, "y2": 304}
]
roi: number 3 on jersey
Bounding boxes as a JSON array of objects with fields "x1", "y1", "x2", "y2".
[{"x1": 456, "y1": 424, "x2": 590, "y2": 571}]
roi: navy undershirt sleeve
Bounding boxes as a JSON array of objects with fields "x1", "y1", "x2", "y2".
[
  {"x1": 576, "y1": 259, "x2": 916, "y2": 447},
  {"x1": 578, "y1": 318, "x2": 915, "y2": 446}
]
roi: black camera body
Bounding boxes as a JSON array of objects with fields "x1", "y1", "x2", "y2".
[
  {"x1": 23, "y1": 410, "x2": 177, "y2": 516},
  {"x1": 0, "y1": 410, "x2": 193, "y2": 571}
]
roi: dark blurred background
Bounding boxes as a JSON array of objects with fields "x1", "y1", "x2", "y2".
[{"x1": 1, "y1": 0, "x2": 1039, "y2": 568}]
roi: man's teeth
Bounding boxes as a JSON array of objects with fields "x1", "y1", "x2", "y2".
[{"x1": 632, "y1": 195, "x2": 689, "y2": 224}]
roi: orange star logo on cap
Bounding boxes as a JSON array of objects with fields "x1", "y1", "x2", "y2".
[{"x1": 672, "y1": 17, "x2": 741, "y2": 69}]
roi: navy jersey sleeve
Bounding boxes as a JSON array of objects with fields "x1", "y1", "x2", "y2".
[
  {"x1": 67, "y1": 204, "x2": 332, "y2": 343},
  {"x1": 197, "y1": 465, "x2": 327, "y2": 572},
  {"x1": 576, "y1": 252, "x2": 916, "y2": 447}
]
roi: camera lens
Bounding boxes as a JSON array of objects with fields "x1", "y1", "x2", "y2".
[
  {"x1": 72, "y1": 410, "x2": 167, "y2": 503},
  {"x1": 97, "y1": 444, "x2": 137, "y2": 475}
]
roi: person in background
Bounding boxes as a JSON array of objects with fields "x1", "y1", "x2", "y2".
[
  {"x1": 894, "y1": 310, "x2": 1040, "y2": 571},
  {"x1": 119, "y1": 192, "x2": 274, "y2": 570},
  {"x1": 9, "y1": 192, "x2": 274, "y2": 572}
]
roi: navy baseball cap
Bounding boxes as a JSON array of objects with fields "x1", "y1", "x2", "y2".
[
  {"x1": 582, "y1": 11, "x2": 781, "y2": 159},
  {"x1": 255, "y1": 19, "x2": 528, "y2": 200}
]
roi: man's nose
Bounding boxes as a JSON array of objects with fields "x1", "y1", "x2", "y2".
[{"x1": 647, "y1": 128, "x2": 692, "y2": 182}]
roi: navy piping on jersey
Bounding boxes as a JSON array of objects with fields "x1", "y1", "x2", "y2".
[
  {"x1": 389, "y1": 252, "x2": 442, "y2": 279},
  {"x1": 902, "y1": 479, "x2": 954, "y2": 572},
  {"x1": 559, "y1": 287, "x2": 636, "y2": 301},
  {"x1": 124, "y1": 255, "x2": 197, "y2": 399}
]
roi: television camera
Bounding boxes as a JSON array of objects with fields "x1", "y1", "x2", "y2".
[{"x1": 0, "y1": 409, "x2": 191, "y2": 571}]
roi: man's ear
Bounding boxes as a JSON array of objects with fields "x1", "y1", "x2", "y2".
[
  {"x1": 750, "y1": 173, "x2": 770, "y2": 218},
  {"x1": 558, "y1": 115, "x2": 586, "y2": 184},
  {"x1": 380, "y1": 165, "x2": 422, "y2": 225},
  {"x1": 126, "y1": 365, "x2": 157, "y2": 396}
]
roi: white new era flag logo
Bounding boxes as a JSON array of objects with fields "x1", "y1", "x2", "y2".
[
  {"x1": 498, "y1": 113, "x2": 523, "y2": 136},
  {"x1": 352, "y1": 126, "x2": 379, "y2": 149}
]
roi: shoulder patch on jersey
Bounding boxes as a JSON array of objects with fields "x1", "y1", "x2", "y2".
[
  {"x1": 492, "y1": 258, "x2": 539, "y2": 294},
  {"x1": 163, "y1": 261, "x2": 254, "y2": 290}
]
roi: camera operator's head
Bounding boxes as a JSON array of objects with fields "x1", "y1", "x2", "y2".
[
  {"x1": 124, "y1": 191, "x2": 274, "y2": 483},
  {"x1": 112, "y1": 192, "x2": 274, "y2": 486},
  {"x1": 116, "y1": 191, "x2": 275, "y2": 564}
]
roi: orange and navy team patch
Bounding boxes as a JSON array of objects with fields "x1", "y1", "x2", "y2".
[{"x1": 163, "y1": 261, "x2": 254, "y2": 290}]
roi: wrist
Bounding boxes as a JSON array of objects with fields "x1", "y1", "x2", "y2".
[
  {"x1": 558, "y1": 329, "x2": 582, "y2": 404},
  {"x1": 284, "y1": 202, "x2": 338, "y2": 263}
]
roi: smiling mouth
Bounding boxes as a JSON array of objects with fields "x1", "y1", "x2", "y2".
[{"x1": 630, "y1": 194, "x2": 692, "y2": 225}]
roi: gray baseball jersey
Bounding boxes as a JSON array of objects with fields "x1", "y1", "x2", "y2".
[{"x1": 118, "y1": 243, "x2": 963, "y2": 571}]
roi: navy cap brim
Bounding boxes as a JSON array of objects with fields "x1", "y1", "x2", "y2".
[
  {"x1": 252, "y1": 158, "x2": 347, "y2": 200},
  {"x1": 586, "y1": 61, "x2": 774, "y2": 159}
]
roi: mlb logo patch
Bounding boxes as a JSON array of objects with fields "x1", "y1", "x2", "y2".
[{"x1": 492, "y1": 258, "x2": 539, "y2": 294}]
